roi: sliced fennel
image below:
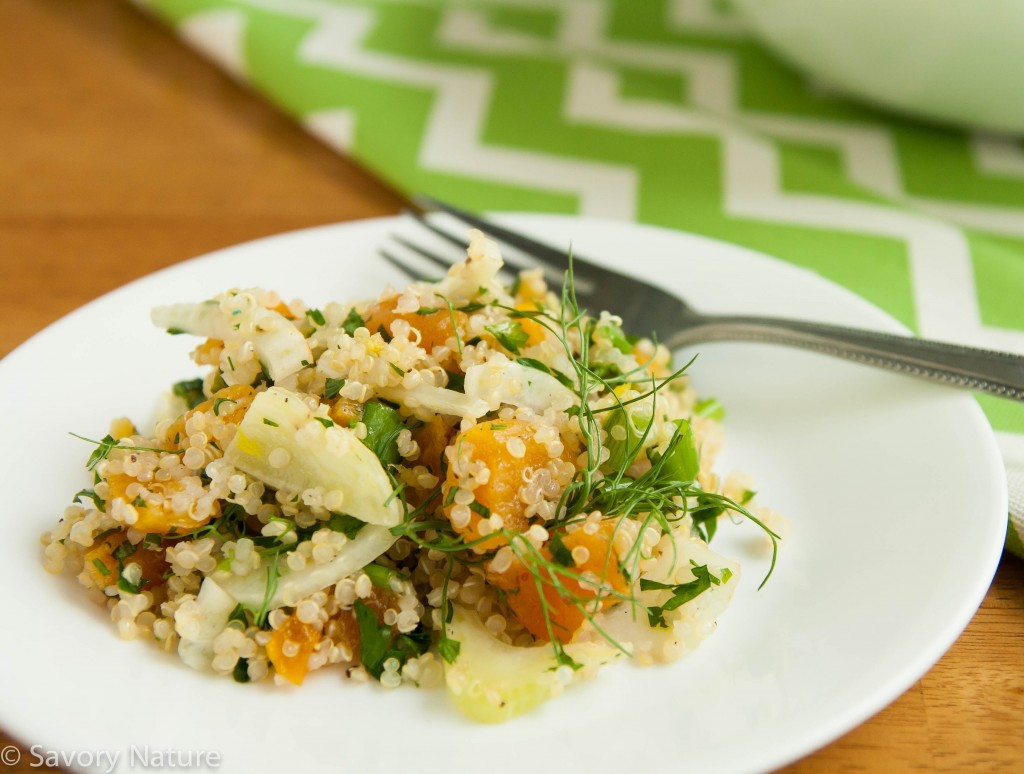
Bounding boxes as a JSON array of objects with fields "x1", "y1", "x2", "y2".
[
  {"x1": 216, "y1": 525, "x2": 396, "y2": 610},
  {"x1": 151, "y1": 291, "x2": 312, "y2": 382},
  {"x1": 444, "y1": 606, "x2": 619, "y2": 723},
  {"x1": 464, "y1": 360, "x2": 577, "y2": 414},
  {"x1": 224, "y1": 386, "x2": 402, "y2": 527},
  {"x1": 176, "y1": 577, "x2": 236, "y2": 670},
  {"x1": 377, "y1": 383, "x2": 489, "y2": 421}
]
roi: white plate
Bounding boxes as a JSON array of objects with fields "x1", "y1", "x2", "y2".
[{"x1": 0, "y1": 215, "x2": 1005, "y2": 774}]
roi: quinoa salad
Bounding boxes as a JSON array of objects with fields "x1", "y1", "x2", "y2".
[{"x1": 41, "y1": 230, "x2": 784, "y2": 722}]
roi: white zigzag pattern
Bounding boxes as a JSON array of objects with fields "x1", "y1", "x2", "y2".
[
  {"x1": 178, "y1": 7, "x2": 248, "y2": 78},
  {"x1": 439, "y1": 2, "x2": 1024, "y2": 351},
  {"x1": 236, "y1": 0, "x2": 637, "y2": 218}
]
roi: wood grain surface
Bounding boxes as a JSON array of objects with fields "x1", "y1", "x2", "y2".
[{"x1": 1, "y1": 2, "x2": 1021, "y2": 772}]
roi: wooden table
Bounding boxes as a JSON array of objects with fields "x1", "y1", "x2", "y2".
[{"x1": 1, "y1": 2, "x2": 1021, "y2": 771}]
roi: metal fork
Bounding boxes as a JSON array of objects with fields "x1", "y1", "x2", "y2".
[{"x1": 381, "y1": 196, "x2": 1024, "y2": 401}]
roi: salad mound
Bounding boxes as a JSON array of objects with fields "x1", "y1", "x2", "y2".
[{"x1": 41, "y1": 230, "x2": 782, "y2": 721}]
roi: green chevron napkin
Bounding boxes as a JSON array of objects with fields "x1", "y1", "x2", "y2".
[{"x1": 131, "y1": 0, "x2": 1024, "y2": 556}]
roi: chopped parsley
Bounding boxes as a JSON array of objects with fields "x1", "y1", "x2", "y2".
[
  {"x1": 484, "y1": 320, "x2": 530, "y2": 355},
  {"x1": 641, "y1": 563, "x2": 731, "y2": 629},
  {"x1": 73, "y1": 488, "x2": 105, "y2": 509},
  {"x1": 548, "y1": 531, "x2": 575, "y2": 568},
  {"x1": 342, "y1": 308, "x2": 365, "y2": 336},
  {"x1": 324, "y1": 378, "x2": 346, "y2": 399},
  {"x1": 360, "y1": 401, "x2": 403, "y2": 466},
  {"x1": 232, "y1": 657, "x2": 251, "y2": 683},
  {"x1": 172, "y1": 378, "x2": 206, "y2": 409},
  {"x1": 353, "y1": 600, "x2": 430, "y2": 679},
  {"x1": 325, "y1": 512, "x2": 366, "y2": 540}
]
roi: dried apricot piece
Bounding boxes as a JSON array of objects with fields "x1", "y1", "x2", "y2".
[
  {"x1": 443, "y1": 420, "x2": 555, "y2": 550},
  {"x1": 83, "y1": 531, "x2": 169, "y2": 592},
  {"x1": 266, "y1": 614, "x2": 322, "y2": 686},
  {"x1": 363, "y1": 295, "x2": 467, "y2": 355},
  {"x1": 490, "y1": 523, "x2": 628, "y2": 642}
]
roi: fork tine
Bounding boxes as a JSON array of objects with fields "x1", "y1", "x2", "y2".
[
  {"x1": 406, "y1": 210, "x2": 535, "y2": 276},
  {"x1": 392, "y1": 234, "x2": 457, "y2": 275},
  {"x1": 379, "y1": 249, "x2": 432, "y2": 282},
  {"x1": 414, "y1": 195, "x2": 572, "y2": 273}
]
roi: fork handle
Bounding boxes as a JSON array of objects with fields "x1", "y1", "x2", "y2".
[{"x1": 670, "y1": 314, "x2": 1024, "y2": 400}]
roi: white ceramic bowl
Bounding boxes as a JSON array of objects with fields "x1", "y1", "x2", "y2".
[{"x1": 733, "y1": 0, "x2": 1024, "y2": 134}]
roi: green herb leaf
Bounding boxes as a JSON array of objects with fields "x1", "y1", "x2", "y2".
[
  {"x1": 444, "y1": 370, "x2": 465, "y2": 392},
  {"x1": 342, "y1": 308, "x2": 365, "y2": 336},
  {"x1": 84, "y1": 434, "x2": 119, "y2": 471},
  {"x1": 354, "y1": 599, "x2": 394, "y2": 679},
  {"x1": 227, "y1": 603, "x2": 253, "y2": 629},
  {"x1": 443, "y1": 487, "x2": 458, "y2": 507},
  {"x1": 73, "y1": 488, "x2": 105, "y2": 510},
  {"x1": 439, "y1": 636, "x2": 461, "y2": 664},
  {"x1": 172, "y1": 378, "x2": 206, "y2": 409},
  {"x1": 314, "y1": 416, "x2": 335, "y2": 428},
  {"x1": 416, "y1": 307, "x2": 440, "y2": 315},
  {"x1": 306, "y1": 308, "x2": 326, "y2": 326},
  {"x1": 690, "y1": 495, "x2": 726, "y2": 543},
  {"x1": 648, "y1": 420, "x2": 699, "y2": 486},
  {"x1": 117, "y1": 572, "x2": 145, "y2": 595},
  {"x1": 254, "y1": 554, "x2": 280, "y2": 629},
  {"x1": 232, "y1": 657, "x2": 251, "y2": 683},
  {"x1": 262, "y1": 418, "x2": 279, "y2": 427},
  {"x1": 548, "y1": 531, "x2": 575, "y2": 568},
  {"x1": 596, "y1": 322, "x2": 634, "y2": 354},
  {"x1": 640, "y1": 564, "x2": 724, "y2": 628},
  {"x1": 485, "y1": 320, "x2": 530, "y2": 355},
  {"x1": 91, "y1": 558, "x2": 111, "y2": 577},
  {"x1": 325, "y1": 512, "x2": 366, "y2": 539},
  {"x1": 360, "y1": 401, "x2": 404, "y2": 466},
  {"x1": 324, "y1": 378, "x2": 346, "y2": 399},
  {"x1": 364, "y1": 563, "x2": 403, "y2": 589}
]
